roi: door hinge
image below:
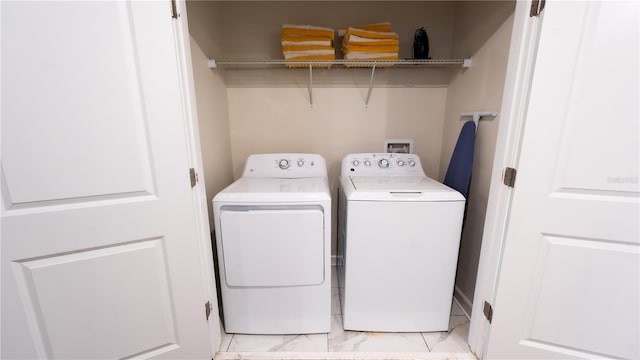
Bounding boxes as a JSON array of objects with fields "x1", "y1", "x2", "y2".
[
  {"x1": 503, "y1": 167, "x2": 517, "y2": 188},
  {"x1": 483, "y1": 301, "x2": 493, "y2": 323},
  {"x1": 530, "y1": 0, "x2": 546, "y2": 17},
  {"x1": 205, "y1": 301, "x2": 212, "y2": 321},
  {"x1": 170, "y1": 0, "x2": 179, "y2": 19},
  {"x1": 189, "y1": 168, "x2": 198, "y2": 188}
]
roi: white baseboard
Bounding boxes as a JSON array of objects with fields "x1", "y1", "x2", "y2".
[{"x1": 453, "y1": 285, "x2": 473, "y2": 319}]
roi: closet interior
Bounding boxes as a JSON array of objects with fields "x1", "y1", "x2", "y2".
[{"x1": 185, "y1": 0, "x2": 515, "y2": 334}]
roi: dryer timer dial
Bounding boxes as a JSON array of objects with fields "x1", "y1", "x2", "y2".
[{"x1": 278, "y1": 159, "x2": 290, "y2": 169}]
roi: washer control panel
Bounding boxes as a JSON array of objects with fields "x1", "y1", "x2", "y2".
[
  {"x1": 243, "y1": 153, "x2": 327, "y2": 178},
  {"x1": 341, "y1": 153, "x2": 425, "y2": 176}
]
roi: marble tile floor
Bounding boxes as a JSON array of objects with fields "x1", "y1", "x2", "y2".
[{"x1": 215, "y1": 267, "x2": 475, "y2": 360}]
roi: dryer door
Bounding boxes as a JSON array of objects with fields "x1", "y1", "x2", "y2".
[{"x1": 219, "y1": 206, "x2": 325, "y2": 287}]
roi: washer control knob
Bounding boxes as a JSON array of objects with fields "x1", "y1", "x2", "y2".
[
  {"x1": 297, "y1": 159, "x2": 305, "y2": 167},
  {"x1": 352, "y1": 160, "x2": 360, "y2": 167},
  {"x1": 378, "y1": 159, "x2": 390, "y2": 169},
  {"x1": 364, "y1": 160, "x2": 371, "y2": 167},
  {"x1": 408, "y1": 159, "x2": 416, "y2": 167},
  {"x1": 397, "y1": 160, "x2": 405, "y2": 167},
  {"x1": 278, "y1": 159, "x2": 290, "y2": 170}
]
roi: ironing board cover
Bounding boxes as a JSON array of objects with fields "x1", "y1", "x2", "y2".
[{"x1": 443, "y1": 120, "x2": 476, "y2": 198}]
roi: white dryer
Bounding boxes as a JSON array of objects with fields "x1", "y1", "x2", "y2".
[
  {"x1": 338, "y1": 153, "x2": 465, "y2": 332},
  {"x1": 213, "y1": 154, "x2": 331, "y2": 334}
]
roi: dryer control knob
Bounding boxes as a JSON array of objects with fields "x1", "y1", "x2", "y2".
[
  {"x1": 397, "y1": 160, "x2": 405, "y2": 167},
  {"x1": 297, "y1": 160, "x2": 305, "y2": 167},
  {"x1": 378, "y1": 159, "x2": 390, "y2": 169},
  {"x1": 278, "y1": 159, "x2": 290, "y2": 170},
  {"x1": 408, "y1": 160, "x2": 416, "y2": 167},
  {"x1": 364, "y1": 160, "x2": 371, "y2": 167},
  {"x1": 352, "y1": 160, "x2": 360, "y2": 167}
]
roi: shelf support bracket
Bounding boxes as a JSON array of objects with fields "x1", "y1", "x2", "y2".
[
  {"x1": 461, "y1": 111, "x2": 498, "y2": 133},
  {"x1": 308, "y1": 64, "x2": 314, "y2": 108},
  {"x1": 365, "y1": 64, "x2": 377, "y2": 108}
]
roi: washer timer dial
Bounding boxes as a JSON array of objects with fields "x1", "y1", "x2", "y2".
[
  {"x1": 378, "y1": 159, "x2": 390, "y2": 169},
  {"x1": 278, "y1": 159, "x2": 290, "y2": 169}
]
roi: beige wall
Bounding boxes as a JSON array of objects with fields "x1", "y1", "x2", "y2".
[
  {"x1": 189, "y1": 1, "x2": 456, "y2": 60},
  {"x1": 227, "y1": 87, "x2": 447, "y2": 180},
  {"x1": 441, "y1": 1, "x2": 515, "y2": 313},
  {"x1": 190, "y1": 36, "x2": 234, "y2": 228},
  {"x1": 227, "y1": 86, "x2": 448, "y2": 253}
]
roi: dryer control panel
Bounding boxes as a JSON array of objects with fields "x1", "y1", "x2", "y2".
[
  {"x1": 341, "y1": 153, "x2": 425, "y2": 176},
  {"x1": 243, "y1": 153, "x2": 328, "y2": 178}
]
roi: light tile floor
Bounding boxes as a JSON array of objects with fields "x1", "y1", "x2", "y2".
[{"x1": 217, "y1": 266, "x2": 473, "y2": 358}]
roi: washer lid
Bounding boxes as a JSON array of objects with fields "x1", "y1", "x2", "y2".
[
  {"x1": 347, "y1": 176, "x2": 465, "y2": 201},
  {"x1": 213, "y1": 177, "x2": 331, "y2": 203}
]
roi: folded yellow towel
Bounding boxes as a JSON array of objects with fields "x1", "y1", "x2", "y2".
[
  {"x1": 346, "y1": 27, "x2": 398, "y2": 40},
  {"x1": 344, "y1": 52, "x2": 399, "y2": 60},
  {"x1": 340, "y1": 22, "x2": 392, "y2": 33},
  {"x1": 283, "y1": 49, "x2": 335, "y2": 60},
  {"x1": 355, "y1": 22, "x2": 392, "y2": 32},
  {"x1": 282, "y1": 45, "x2": 335, "y2": 52},
  {"x1": 281, "y1": 35, "x2": 333, "y2": 47},
  {"x1": 343, "y1": 45, "x2": 399, "y2": 54},
  {"x1": 282, "y1": 24, "x2": 335, "y2": 40},
  {"x1": 344, "y1": 34, "x2": 399, "y2": 47},
  {"x1": 285, "y1": 54, "x2": 336, "y2": 61},
  {"x1": 285, "y1": 53, "x2": 335, "y2": 68},
  {"x1": 343, "y1": 53, "x2": 398, "y2": 67}
]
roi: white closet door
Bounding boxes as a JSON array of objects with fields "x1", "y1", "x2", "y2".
[
  {"x1": 1, "y1": 1, "x2": 211, "y2": 358},
  {"x1": 486, "y1": 1, "x2": 639, "y2": 359}
]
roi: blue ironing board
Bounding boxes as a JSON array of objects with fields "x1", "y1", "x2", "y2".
[{"x1": 443, "y1": 121, "x2": 476, "y2": 199}]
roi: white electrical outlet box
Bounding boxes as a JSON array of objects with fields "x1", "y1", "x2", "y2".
[{"x1": 384, "y1": 139, "x2": 413, "y2": 154}]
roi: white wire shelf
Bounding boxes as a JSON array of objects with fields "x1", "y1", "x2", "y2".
[
  {"x1": 208, "y1": 58, "x2": 471, "y2": 68},
  {"x1": 208, "y1": 58, "x2": 472, "y2": 108}
]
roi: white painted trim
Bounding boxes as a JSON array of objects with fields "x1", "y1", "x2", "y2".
[
  {"x1": 215, "y1": 352, "x2": 476, "y2": 360},
  {"x1": 467, "y1": 2, "x2": 544, "y2": 359},
  {"x1": 453, "y1": 286, "x2": 472, "y2": 320},
  {"x1": 172, "y1": 0, "x2": 222, "y2": 355}
]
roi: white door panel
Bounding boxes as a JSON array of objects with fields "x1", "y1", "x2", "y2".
[
  {"x1": 487, "y1": 1, "x2": 639, "y2": 359},
  {"x1": 2, "y1": 1, "x2": 154, "y2": 204},
  {"x1": 12, "y1": 240, "x2": 176, "y2": 359},
  {"x1": 1, "y1": 1, "x2": 211, "y2": 358}
]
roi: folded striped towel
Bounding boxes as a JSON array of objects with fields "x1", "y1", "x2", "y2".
[
  {"x1": 284, "y1": 50, "x2": 335, "y2": 60},
  {"x1": 284, "y1": 53, "x2": 335, "y2": 68},
  {"x1": 282, "y1": 45, "x2": 335, "y2": 53},
  {"x1": 353, "y1": 22, "x2": 392, "y2": 32},
  {"x1": 344, "y1": 52, "x2": 398, "y2": 60},
  {"x1": 282, "y1": 24, "x2": 335, "y2": 40},
  {"x1": 343, "y1": 52, "x2": 398, "y2": 67},
  {"x1": 343, "y1": 45, "x2": 400, "y2": 54},
  {"x1": 346, "y1": 27, "x2": 398, "y2": 40},
  {"x1": 343, "y1": 34, "x2": 399, "y2": 47},
  {"x1": 339, "y1": 22, "x2": 392, "y2": 34},
  {"x1": 337, "y1": 22, "x2": 399, "y2": 67},
  {"x1": 281, "y1": 35, "x2": 333, "y2": 47}
]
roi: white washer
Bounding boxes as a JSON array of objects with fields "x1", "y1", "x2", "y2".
[
  {"x1": 338, "y1": 153, "x2": 465, "y2": 332},
  {"x1": 213, "y1": 154, "x2": 331, "y2": 334}
]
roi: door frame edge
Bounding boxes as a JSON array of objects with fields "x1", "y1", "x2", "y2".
[
  {"x1": 467, "y1": 1, "x2": 544, "y2": 358},
  {"x1": 171, "y1": 0, "x2": 223, "y2": 356}
]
